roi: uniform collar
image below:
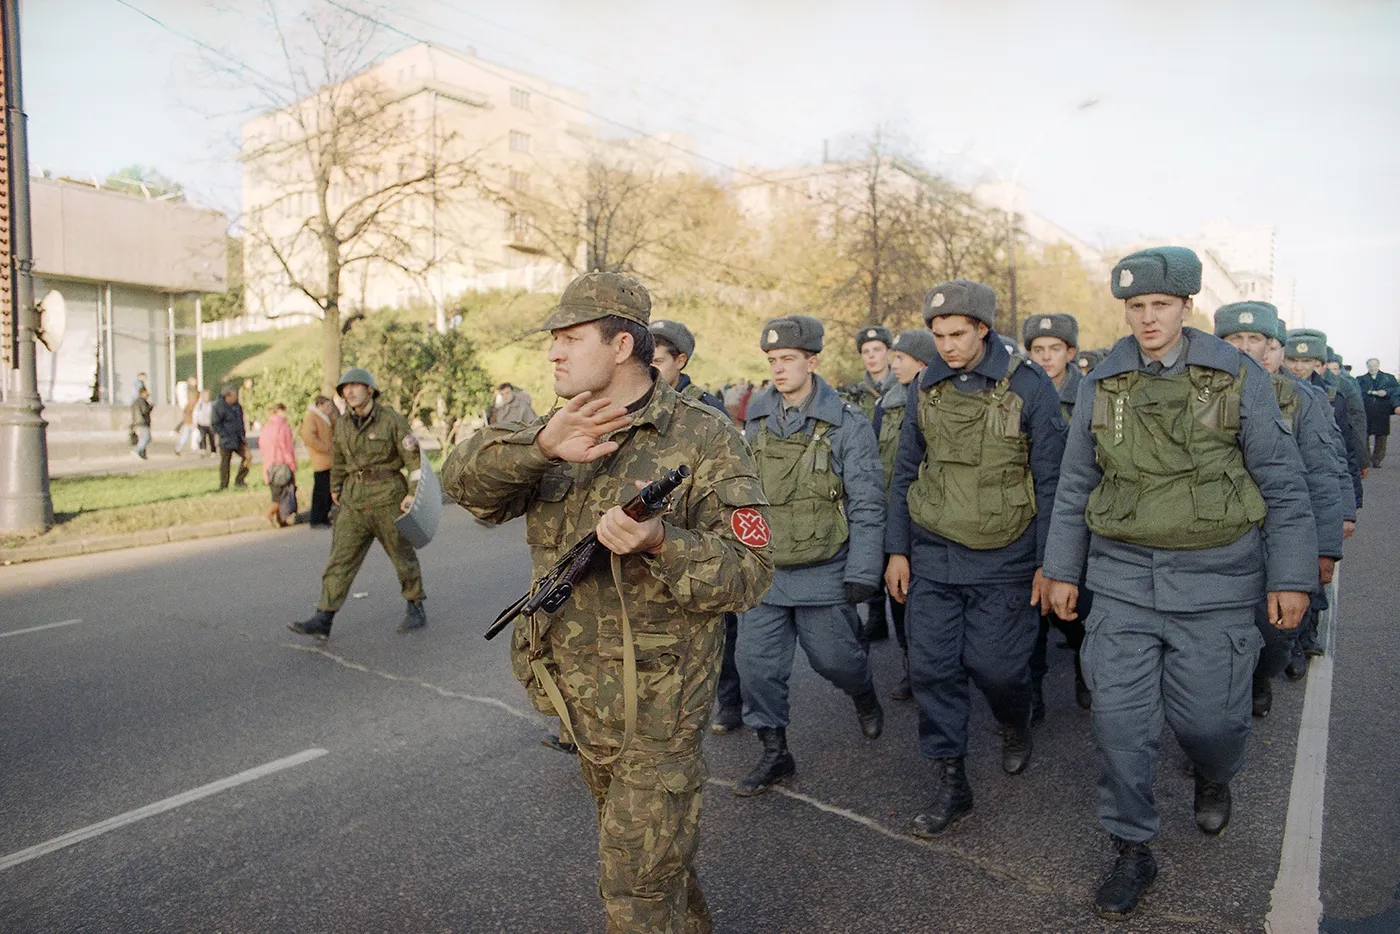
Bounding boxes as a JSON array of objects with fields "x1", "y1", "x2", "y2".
[
  {"x1": 1057, "y1": 365, "x2": 1083, "y2": 404},
  {"x1": 1094, "y1": 327, "x2": 1241, "y2": 380},
  {"x1": 921, "y1": 331, "x2": 1012, "y2": 388},
  {"x1": 747, "y1": 373, "x2": 845, "y2": 425},
  {"x1": 623, "y1": 371, "x2": 678, "y2": 435}
]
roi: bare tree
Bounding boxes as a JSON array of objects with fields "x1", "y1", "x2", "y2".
[{"x1": 234, "y1": 3, "x2": 481, "y2": 393}]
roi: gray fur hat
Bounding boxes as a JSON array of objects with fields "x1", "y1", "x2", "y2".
[
  {"x1": 891, "y1": 329, "x2": 937, "y2": 364},
  {"x1": 760, "y1": 315, "x2": 824, "y2": 354},
  {"x1": 1214, "y1": 302, "x2": 1278, "y2": 339},
  {"x1": 1021, "y1": 313, "x2": 1079, "y2": 350},
  {"x1": 923, "y1": 280, "x2": 996, "y2": 329},
  {"x1": 854, "y1": 325, "x2": 894, "y2": 351},
  {"x1": 649, "y1": 319, "x2": 696, "y2": 359},
  {"x1": 1110, "y1": 246, "x2": 1202, "y2": 300}
]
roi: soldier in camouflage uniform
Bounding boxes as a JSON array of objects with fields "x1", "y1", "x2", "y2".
[
  {"x1": 289, "y1": 368, "x2": 426, "y2": 639},
  {"x1": 442, "y1": 272, "x2": 773, "y2": 934}
]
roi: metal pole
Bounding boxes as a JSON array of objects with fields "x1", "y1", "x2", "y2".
[
  {"x1": 104, "y1": 283, "x2": 113, "y2": 402},
  {"x1": 194, "y1": 294, "x2": 203, "y2": 391},
  {"x1": 1006, "y1": 208, "x2": 1018, "y2": 339},
  {"x1": 0, "y1": 0, "x2": 52, "y2": 532}
]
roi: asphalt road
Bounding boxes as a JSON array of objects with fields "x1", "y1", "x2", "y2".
[{"x1": 2, "y1": 469, "x2": 1398, "y2": 933}]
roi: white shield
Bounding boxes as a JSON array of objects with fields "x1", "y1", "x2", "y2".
[{"x1": 395, "y1": 458, "x2": 443, "y2": 549}]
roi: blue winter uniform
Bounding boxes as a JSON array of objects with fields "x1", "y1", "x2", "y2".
[
  {"x1": 1044, "y1": 329, "x2": 1317, "y2": 843},
  {"x1": 1320, "y1": 371, "x2": 1367, "y2": 511},
  {"x1": 737, "y1": 375, "x2": 886, "y2": 729},
  {"x1": 885, "y1": 333, "x2": 1067, "y2": 759}
]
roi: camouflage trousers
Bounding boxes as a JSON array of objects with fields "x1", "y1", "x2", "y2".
[
  {"x1": 579, "y1": 758, "x2": 713, "y2": 934},
  {"x1": 318, "y1": 500, "x2": 424, "y2": 611}
]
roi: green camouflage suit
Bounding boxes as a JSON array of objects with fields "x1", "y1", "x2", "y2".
[
  {"x1": 318, "y1": 401, "x2": 424, "y2": 612},
  {"x1": 443, "y1": 377, "x2": 773, "y2": 934}
]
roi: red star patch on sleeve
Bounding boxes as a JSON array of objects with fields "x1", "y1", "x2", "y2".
[{"x1": 731, "y1": 507, "x2": 771, "y2": 548}]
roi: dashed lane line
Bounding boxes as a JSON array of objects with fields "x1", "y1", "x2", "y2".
[
  {"x1": 1265, "y1": 573, "x2": 1339, "y2": 933},
  {"x1": 0, "y1": 748, "x2": 328, "y2": 872},
  {"x1": 0, "y1": 618, "x2": 82, "y2": 638}
]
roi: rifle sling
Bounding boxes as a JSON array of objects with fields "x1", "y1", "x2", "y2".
[{"x1": 529, "y1": 550, "x2": 638, "y2": 767}]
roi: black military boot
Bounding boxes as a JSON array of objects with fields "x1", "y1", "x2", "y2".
[
  {"x1": 890, "y1": 655, "x2": 912, "y2": 701},
  {"x1": 853, "y1": 689, "x2": 884, "y2": 739},
  {"x1": 1285, "y1": 648, "x2": 1309, "y2": 681},
  {"x1": 733, "y1": 727, "x2": 796, "y2": 797},
  {"x1": 710, "y1": 706, "x2": 743, "y2": 735},
  {"x1": 288, "y1": 609, "x2": 334, "y2": 641},
  {"x1": 397, "y1": 600, "x2": 427, "y2": 633},
  {"x1": 1094, "y1": 837, "x2": 1156, "y2": 920},
  {"x1": 861, "y1": 598, "x2": 889, "y2": 642},
  {"x1": 541, "y1": 732, "x2": 578, "y2": 755},
  {"x1": 1030, "y1": 677, "x2": 1046, "y2": 725},
  {"x1": 911, "y1": 757, "x2": 973, "y2": 837},
  {"x1": 1194, "y1": 776, "x2": 1231, "y2": 835},
  {"x1": 1002, "y1": 723, "x2": 1034, "y2": 775},
  {"x1": 1252, "y1": 672, "x2": 1273, "y2": 718}
]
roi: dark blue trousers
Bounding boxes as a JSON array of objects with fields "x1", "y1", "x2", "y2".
[{"x1": 907, "y1": 578, "x2": 1038, "y2": 759}]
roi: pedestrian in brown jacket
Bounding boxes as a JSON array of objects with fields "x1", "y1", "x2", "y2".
[{"x1": 301, "y1": 395, "x2": 337, "y2": 527}]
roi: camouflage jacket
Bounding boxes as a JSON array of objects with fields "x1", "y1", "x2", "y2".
[
  {"x1": 330, "y1": 402, "x2": 421, "y2": 509},
  {"x1": 441, "y1": 377, "x2": 773, "y2": 789}
]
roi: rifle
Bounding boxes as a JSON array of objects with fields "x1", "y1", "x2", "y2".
[{"x1": 485, "y1": 465, "x2": 692, "y2": 640}]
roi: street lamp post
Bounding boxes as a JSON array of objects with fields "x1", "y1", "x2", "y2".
[{"x1": 0, "y1": 0, "x2": 53, "y2": 534}]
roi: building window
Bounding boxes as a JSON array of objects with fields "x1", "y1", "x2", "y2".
[
  {"x1": 509, "y1": 170, "x2": 528, "y2": 191},
  {"x1": 510, "y1": 87, "x2": 531, "y2": 110},
  {"x1": 509, "y1": 131, "x2": 531, "y2": 154},
  {"x1": 505, "y1": 211, "x2": 531, "y2": 240}
]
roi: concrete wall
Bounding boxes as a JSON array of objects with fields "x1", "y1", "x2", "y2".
[{"x1": 31, "y1": 179, "x2": 228, "y2": 293}]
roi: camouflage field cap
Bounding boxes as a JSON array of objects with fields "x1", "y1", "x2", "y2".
[
  {"x1": 924, "y1": 279, "x2": 996, "y2": 328},
  {"x1": 649, "y1": 319, "x2": 696, "y2": 358},
  {"x1": 541, "y1": 271, "x2": 651, "y2": 331},
  {"x1": 760, "y1": 315, "x2": 824, "y2": 353},
  {"x1": 1021, "y1": 313, "x2": 1079, "y2": 350},
  {"x1": 891, "y1": 328, "x2": 937, "y2": 364},
  {"x1": 1285, "y1": 329, "x2": 1328, "y2": 361},
  {"x1": 1214, "y1": 301, "x2": 1279, "y2": 339},
  {"x1": 855, "y1": 325, "x2": 894, "y2": 351},
  {"x1": 1110, "y1": 246, "x2": 1202, "y2": 299}
]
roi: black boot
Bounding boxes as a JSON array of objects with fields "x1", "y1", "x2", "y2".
[
  {"x1": 1030, "y1": 677, "x2": 1046, "y2": 725},
  {"x1": 890, "y1": 654, "x2": 912, "y2": 701},
  {"x1": 397, "y1": 600, "x2": 427, "y2": 633},
  {"x1": 541, "y1": 732, "x2": 578, "y2": 755},
  {"x1": 1252, "y1": 673, "x2": 1273, "y2": 718},
  {"x1": 911, "y1": 757, "x2": 973, "y2": 837},
  {"x1": 1094, "y1": 837, "x2": 1156, "y2": 920},
  {"x1": 853, "y1": 689, "x2": 884, "y2": 739},
  {"x1": 710, "y1": 706, "x2": 743, "y2": 735},
  {"x1": 1285, "y1": 648, "x2": 1309, "y2": 681},
  {"x1": 861, "y1": 598, "x2": 889, "y2": 642},
  {"x1": 733, "y1": 727, "x2": 796, "y2": 797},
  {"x1": 1194, "y1": 776, "x2": 1231, "y2": 835},
  {"x1": 1002, "y1": 723, "x2": 1034, "y2": 775},
  {"x1": 288, "y1": 609, "x2": 334, "y2": 640}
]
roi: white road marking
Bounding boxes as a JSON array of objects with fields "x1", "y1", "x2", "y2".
[
  {"x1": 0, "y1": 748, "x2": 328, "y2": 872},
  {"x1": 0, "y1": 618, "x2": 82, "y2": 639},
  {"x1": 1265, "y1": 573, "x2": 1339, "y2": 933}
]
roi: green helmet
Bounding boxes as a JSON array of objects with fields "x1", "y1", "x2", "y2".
[{"x1": 336, "y1": 367, "x2": 378, "y2": 397}]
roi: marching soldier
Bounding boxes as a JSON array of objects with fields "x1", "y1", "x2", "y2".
[
  {"x1": 442, "y1": 272, "x2": 772, "y2": 933},
  {"x1": 288, "y1": 368, "x2": 427, "y2": 639},
  {"x1": 1325, "y1": 346, "x2": 1373, "y2": 480},
  {"x1": 735, "y1": 315, "x2": 887, "y2": 796},
  {"x1": 847, "y1": 325, "x2": 899, "y2": 642},
  {"x1": 884, "y1": 281, "x2": 1066, "y2": 838},
  {"x1": 647, "y1": 318, "x2": 746, "y2": 736},
  {"x1": 872, "y1": 328, "x2": 937, "y2": 700},
  {"x1": 1215, "y1": 303, "x2": 1345, "y2": 716},
  {"x1": 1022, "y1": 312, "x2": 1092, "y2": 719},
  {"x1": 1043, "y1": 247, "x2": 1316, "y2": 920}
]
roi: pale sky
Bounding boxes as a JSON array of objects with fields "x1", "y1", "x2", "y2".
[{"x1": 23, "y1": 0, "x2": 1400, "y2": 368}]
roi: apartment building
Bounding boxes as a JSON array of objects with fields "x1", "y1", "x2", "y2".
[{"x1": 241, "y1": 43, "x2": 591, "y2": 320}]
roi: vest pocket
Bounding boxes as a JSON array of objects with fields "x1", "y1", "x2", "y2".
[
  {"x1": 526, "y1": 471, "x2": 573, "y2": 548},
  {"x1": 599, "y1": 632, "x2": 685, "y2": 742},
  {"x1": 1191, "y1": 477, "x2": 1228, "y2": 521}
]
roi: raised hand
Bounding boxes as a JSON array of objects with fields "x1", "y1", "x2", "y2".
[{"x1": 536, "y1": 391, "x2": 633, "y2": 464}]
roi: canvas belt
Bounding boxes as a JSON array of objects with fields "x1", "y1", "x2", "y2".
[{"x1": 352, "y1": 468, "x2": 401, "y2": 482}]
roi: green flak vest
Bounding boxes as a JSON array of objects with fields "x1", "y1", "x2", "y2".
[
  {"x1": 1271, "y1": 372, "x2": 1301, "y2": 426},
  {"x1": 907, "y1": 359, "x2": 1036, "y2": 551},
  {"x1": 753, "y1": 422, "x2": 848, "y2": 567},
  {"x1": 1086, "y1": 363, "x2": 1266, "y2": 550},
  {"x1": 877, "y1": 402, "x2": 904, "y2": 493}
]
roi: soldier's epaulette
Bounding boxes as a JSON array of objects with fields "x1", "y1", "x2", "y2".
[
  {"x1": 673, "y1": 390, "x2": 731, "y2": 423},
  {"x1": 840, "y1": 401, "x2": 869, "y2": 424}
]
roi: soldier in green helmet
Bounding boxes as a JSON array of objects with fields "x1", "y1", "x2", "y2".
[
  {"x1": 288, "y1": 367, "x2": 427, "y2": 639},
  {"x1": 1044, "y1": 247, "x2": 1317, "y2": 920}
]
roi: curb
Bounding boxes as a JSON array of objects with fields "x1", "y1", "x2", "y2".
[{"x1": 2, "y1": 515, "x2": 279, "y2": 566}]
